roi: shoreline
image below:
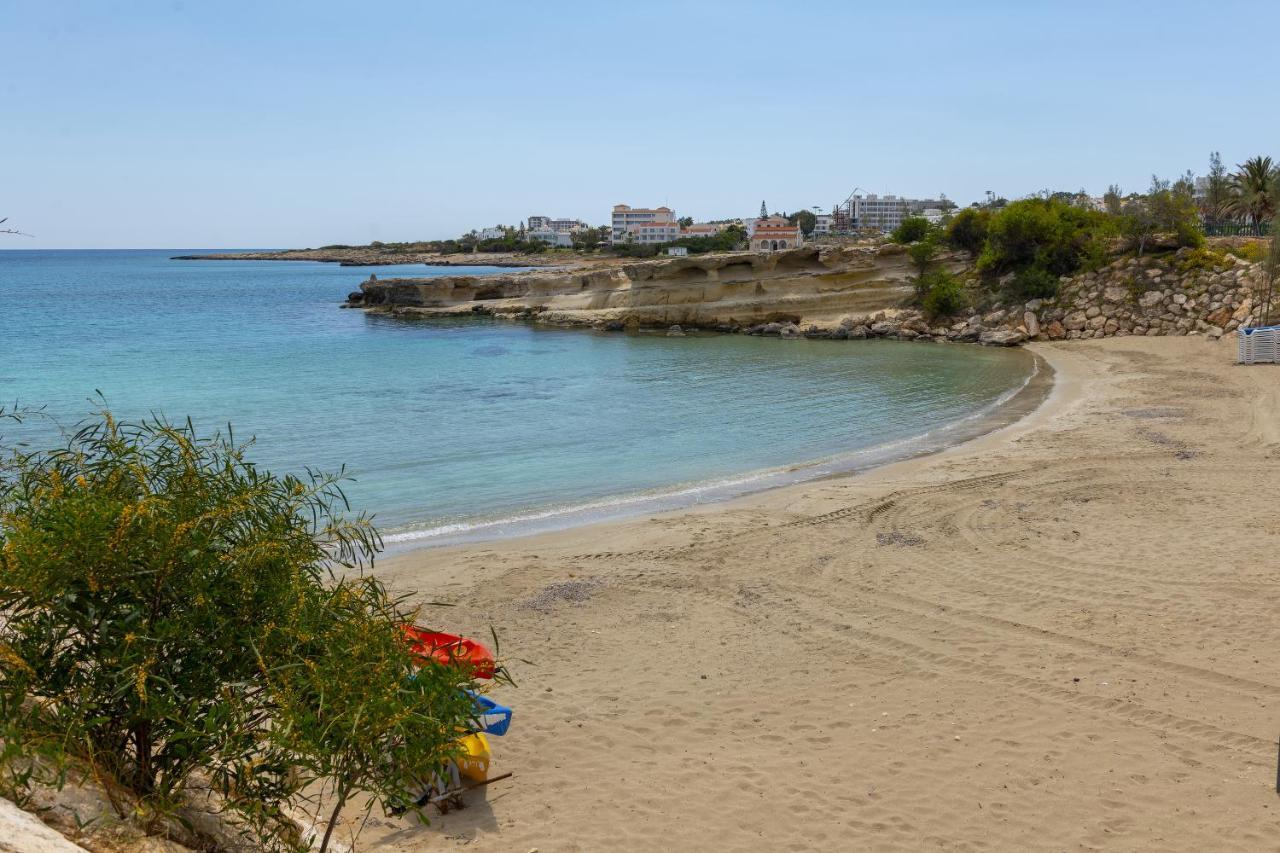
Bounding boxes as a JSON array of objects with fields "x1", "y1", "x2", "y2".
[
  {"x1": 381, "y1": 346, "x2": 1052, "y2": 553},
  {"x1": 347, "y1": 335, "x2": 1280, "y2": 851}
]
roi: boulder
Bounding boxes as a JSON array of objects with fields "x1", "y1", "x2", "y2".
[
  {"x1": 979, "y1": 329, "x2": 1026, "y2": 346},
  {"x1": 1023, "y1": 311, "x2": 1040, "y2": 337},
  {"x1": 1205, "y1": 307, "x2": 1232, "y2": 328},
  {"x1": 869, "y1": 321, "x2": 899, "y2": 337},
  {"x1": 0, "y1": 798, "x2": 88, "y2": 852},
  {"x1": 1138, "y1": 290, "x2": 1164, "y2": 309},
  {"x1": 1064, "y1": 311, "x2": 1088, "y2": 331},
  {"x1": 1045, "y1": 320, "x2": 1066, "y2": 340},
  {"x1": 1103, "y1": 286, "x2": 1128, "y2": 303}
]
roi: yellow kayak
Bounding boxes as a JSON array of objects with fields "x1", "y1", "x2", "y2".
[{"x1": 454, "y1": 732, "x2": 490, "y2": 782}]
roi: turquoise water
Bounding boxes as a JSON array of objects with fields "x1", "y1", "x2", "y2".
[{"x1": 1, "y1": 250, "x2": 1036, "y2": 546}]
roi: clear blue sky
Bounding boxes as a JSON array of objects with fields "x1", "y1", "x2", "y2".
[{"x1": 5, "y1": 0, "x2": 1278, "y2": 249}]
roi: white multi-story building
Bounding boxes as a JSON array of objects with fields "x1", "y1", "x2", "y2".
[
  {"x1": 812, "y1": 214, "x2": 832, "y2": 236},
  {"x1": 528, "y1": 215, "x2": 588, "y2": 233},
  {"x1": 527, "y1": 229, "x2": 573, "y2": 247},
  {"x1": 478, "y1": 226, "x2": 508, "y2": 240},
  {"x1": 846, "y1": 194, "x2": 908, "y2": 232},
  {"x1": 611, "y1": 204, "x2": 676, "y2": 243}
]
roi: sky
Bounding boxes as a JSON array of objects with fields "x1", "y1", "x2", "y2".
[{"x1": 4, "y1": 0, "x2": 1279, "y2": 249}]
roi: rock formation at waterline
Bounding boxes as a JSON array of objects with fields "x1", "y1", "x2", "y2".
[
  {"x1": 347, "y1": 245, "x2": 932, "y2": 329},
  {"x1": 347, "y1": 244, "x2": 1270, "y2": 347}
]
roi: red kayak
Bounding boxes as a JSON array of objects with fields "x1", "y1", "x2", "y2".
[{"x1": 401, "y1": 626, "x2": 496, "y2": 679}]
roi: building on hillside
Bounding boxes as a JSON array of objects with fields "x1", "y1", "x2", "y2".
[
  {"x1": 667, "y1": 246, "x2": 689, "y2": 256},
  {"x1": 478, "y1": 226, "x2": 508, "y2": 240},
  {"x1": 906, "y1": 198, "x2": 957, "y2": 215},
  {"x1": 527, "y1": 229, "x2": 573, "y2": 247},
  {"x1": 634, "y1": 220, "x2": 681, "y2": 244},
  {"x1": 829, "y1": 194, "x2": 955, "y2": 234},
  {"x1": 528, "y1": 215, "x2": 589, "y2": 233},
  {"x1": 680, "y1": 223, "x2": 723, "y2": 239},
  {"x1": 846, "y1": 194, "x2": 908, "y2": 232},
  {"x1": 611, "y1": 204, "x2": 676, "y2": 243},
  {"x1": 750, "y1": 217, "x2": 802, "y2": 252}
]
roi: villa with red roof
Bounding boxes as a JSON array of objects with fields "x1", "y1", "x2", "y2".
[{"x1": 749, "y1": 217, "x2": 802, "y2": 252}]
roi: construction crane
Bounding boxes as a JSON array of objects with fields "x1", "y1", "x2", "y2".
[{"x1": 832, "y1": 187, "x2": 862, "y2": 234}]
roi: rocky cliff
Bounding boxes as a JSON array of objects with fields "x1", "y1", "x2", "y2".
[
  {"x1": 347, "y1": 244, "x2": 938, "y2": 328},
  {"x1": 752, "y1": 249, "x2": 1267, "y2": 347},
  {"x1": 345, "y1": 244, "x2": 1270, "y2": 348}
]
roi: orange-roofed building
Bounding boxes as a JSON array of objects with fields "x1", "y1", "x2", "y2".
[{"x1": 750, "y1": 217, "x2": 802, "y2": 252}]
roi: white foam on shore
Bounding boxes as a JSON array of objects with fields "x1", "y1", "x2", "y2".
[{"x1": 381, "y1": 354, "x2": 1047, "y2": 553}]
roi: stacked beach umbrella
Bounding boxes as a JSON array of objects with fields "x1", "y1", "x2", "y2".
[{"x1": 400, "y1": 627, "x2": 514, "y2": 812}]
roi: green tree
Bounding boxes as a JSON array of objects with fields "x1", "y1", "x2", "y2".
[
  {"x1": 976, "y1": 197, "x2": 1112, "y2": 279},
  {"x1": 677, "y1": 216, "x2": 693, "y2": 228},
  {"x1": 571, "y1": 228, "x2": 601, "y2": 250},
  {"x1": 907, "y1": 234, "x2": 939, "y2": 278},
  {"x1": 791, "y1": 209, "x2": 817, "y2": 237},
  {"x1": 0, "y1": 413, "x2": 489, "y2": 848},
  {"x1": 1103, "y1": 184, "x2": 1124, "y2": 215},
  {"x1": 1204, "y1": 152, "x2": 1232, "y2": 220},
  {"x1": 944, "y1": 208, "x2": 990, "y2": 256},
  {"x1": 1227, "y1": 156, "x2": 1279, "y2": 225},
  {"x1": 1121, "y1": 175, "x2": 1204, "y2": 255},
  {"x1": 890, "y1": 216, "x2": 933, "y2": 244},
  {"x1": 918, "y1": 269, "x2": 967, "y2": 320}
]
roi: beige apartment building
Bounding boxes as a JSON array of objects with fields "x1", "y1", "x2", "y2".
[{"x1": 610, "y1": 204, "x2": 676, "y2": 243}]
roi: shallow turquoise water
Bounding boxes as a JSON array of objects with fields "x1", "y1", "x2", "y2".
[{"x1": 1, "y1": 250, "x2": 1035, "y2": 545}]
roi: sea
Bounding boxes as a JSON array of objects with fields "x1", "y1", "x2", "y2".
[{"x1": 0, "y1": 249, "x2": 1041, "y2": 549}]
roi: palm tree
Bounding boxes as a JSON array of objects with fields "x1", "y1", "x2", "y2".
[{"x1": 1226, "y1": 156, "x2": 1279, "y2": 225}]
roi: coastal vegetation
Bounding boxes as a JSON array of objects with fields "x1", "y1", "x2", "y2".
[
  {"x1": 0, "y1": 411, "x2": 494, "y2": 850},
  {"x1": 889, "y1": 216, "x2": 933, "y2": 245}
]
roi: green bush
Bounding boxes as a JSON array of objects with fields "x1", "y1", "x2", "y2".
[
  {"x1": 976, "y1": 198, "x2": 1114, "y2": 279},
  {"x1": 1226, "y1": 241, "x2": 1268, "y2": 263},
  {"x1": 0, "y1": 413, "x2": 490, "y2": 849},
  {"x1": 919, "y1": 270, "x2": 967, "y2": 320},
  {"x1": 944, "y1": 208, "x2": 991, "y2": 256},
  {"x1": 907, "y1": 236, "x2": 939, "y2": 278},
  {"x1": 1175, "y1": 247, "x2": 1233, "y2": 274},
  {"x1": 890, "y1": 216, "x2": 933, "y2": 244}
]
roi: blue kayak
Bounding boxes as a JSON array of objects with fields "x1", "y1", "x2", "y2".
[{"x1": 467, "y1": 691, "x2": 512, "y2": 736}]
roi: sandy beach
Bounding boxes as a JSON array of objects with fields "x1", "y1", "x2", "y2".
[{"x1": 347, "y1": 335, "x2": 1280, "y2": 851}]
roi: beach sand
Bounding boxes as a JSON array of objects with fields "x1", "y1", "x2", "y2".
[{"x1": 346, "y1": 336, "x2": 1280, "y2": 851}]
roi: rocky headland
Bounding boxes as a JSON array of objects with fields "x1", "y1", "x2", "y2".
[
  {"x1": 346, "y1": 244, "x2": 1269, "y2": 347},
  {"x1": 347, "y1": 244, "x2": 944, "y2": 327},
  {"x1": 171, "y1": 247, "x2": 563, "y2": 267}
]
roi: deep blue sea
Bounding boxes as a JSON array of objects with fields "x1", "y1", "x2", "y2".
[{"x1": 0, "y1": 249, "x2": 1037, "y2": 547}]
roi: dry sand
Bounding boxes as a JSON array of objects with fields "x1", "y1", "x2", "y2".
[{"x1": 344, "y1": 336, "x2": 1280, "y2": 851}]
